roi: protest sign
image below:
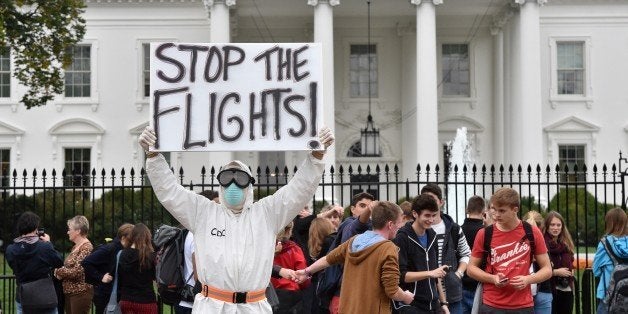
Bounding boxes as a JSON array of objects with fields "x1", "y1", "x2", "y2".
[{"x1": 150, "y1": 43, "x2": 323, "y2": 152}]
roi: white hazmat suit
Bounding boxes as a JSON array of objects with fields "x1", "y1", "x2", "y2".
[{"x1": 146, "y1": 154, "x2": 325, "y2": 313}]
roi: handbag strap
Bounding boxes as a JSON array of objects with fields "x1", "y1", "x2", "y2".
[{"x1": 110, "y1": 251, "x2": 122, "y2": 299}]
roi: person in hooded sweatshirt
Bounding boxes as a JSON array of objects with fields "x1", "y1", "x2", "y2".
[
  {"x1": 393, "y1": 194, "x2": 450, "y2": 314},
  {"x1": 294, "y1": 201, "x2": 415, "y2": 314},
  {"x1": 593, "y1": 207, "x2": 628, "y2": 314},
  {"x1": 6, "y1": 211, "x2": 64, "y2": 314},
  {"x1": 137, "y1": 125, "x2": 334, "y2": 314}
]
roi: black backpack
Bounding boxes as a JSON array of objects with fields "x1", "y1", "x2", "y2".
[
  {"x1": 480, "y1": 221, "x2": 535, "y2": 271},
  {"x1": 602, "y1": 237, "x2": 628, "y2": 314},
  {"x1": 153, "y1": 224, "x2": 190, "y2": 306}
]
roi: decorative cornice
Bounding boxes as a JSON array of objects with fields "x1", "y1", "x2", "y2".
[
  {"x1": 203, "y1": 0, "x2": 236, "y2": 9},
  {"x1": 307, "y1": 0, "x2": 340, "y2": 7},
  {"x1": 513, "y1": 0, "x2": 547, "y2": 5},
  {"x1": 410, "y1": 0, "x2": 443, "y2": 5}
]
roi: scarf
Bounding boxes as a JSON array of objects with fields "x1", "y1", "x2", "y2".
[
  {"x1": 544, "y1": 232, "x2": 574, "y2": 269},
  {"x1": 13, "y1": 235, "x2": 40, "y2": 245}
]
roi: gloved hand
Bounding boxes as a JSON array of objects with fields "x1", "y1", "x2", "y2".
[
  {"x1": 312, "y1": 126, "x2": 334, "y2": 159},
  {"x1": 318, "y1": 126, "x2": 334, "y2": 150},
  {"x1": 138, "y1": 126, "x2": 157, "y2": 152}
]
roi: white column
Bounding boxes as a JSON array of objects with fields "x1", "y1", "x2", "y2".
[
  {"x1": 204, "y1": 0, "x2": 234, "y2": 42},
  {"x1": 491, "y1": 27, "x2": 504, "y2": 165},
  {"x1": 203, "y1": 0, "x2": 236, "y2": 168},
  {"x1": 510, "y1": 0, "x2": 545, "y2": 167},
  {"x1": 308, "y1": 0, "x2": 338, "y2": 168},
  {"x1": 398, "y1": 24, "x2": 418, "y2": 180},
  {"x1": 412, "y1": 0, "x2": 442, "y2": 168}
]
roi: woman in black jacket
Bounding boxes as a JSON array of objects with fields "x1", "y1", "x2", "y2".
[{"x1": 5, "y1": 211, "x2": 64, "y2": 314}]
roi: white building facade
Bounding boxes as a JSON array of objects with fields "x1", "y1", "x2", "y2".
[{"x1": 1, "y1": 0, "x2": 627, "y2": 187}]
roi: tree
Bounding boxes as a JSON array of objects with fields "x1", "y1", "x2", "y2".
[{"x1": 0, "y1": 0, "x2": 85, "y2": 109}]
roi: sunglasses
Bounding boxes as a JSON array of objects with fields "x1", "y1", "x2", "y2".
[{"x1": 217, "y1": 169, "x2": 255, "y2": 188}]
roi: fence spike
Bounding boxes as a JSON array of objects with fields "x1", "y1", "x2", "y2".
[
  {"x1": 384, "y1": 164, "x2": 390, "y2": 173},
  {"x1": 210, "y1": 166, "x2": 216, "y2": 175},
  {"x1": 111, "y1": 168, "x2": 116, "y2": 176},
  {"x1": 130, "y1": 168, "x2": 135, "y2": 176},
  {"x1": 338, "y1": 165, "x2": 344, "y2": 174},
  {"x1": 62, "y1": 168, "x2": 67, "y2": 177},
  {"x1": 593, "y1": 164, "x2": 598, "y2": 173},
  {"x1": 375, "y1": 164, "x2": 380, "y2": 173},
  {"x1": 348, "y1": 165, "x2": 353, "y2": 174},
  {"x1": 366, "y1": 165, "x2": 371, "y2": 174},
  {"x1": 283, "y1": 166, "x2": 289, "y2": 176},
  {"x1": 508, "y1": 165, "x2": 514, "y2": 173},
  {"x1": 416, "y1": 164, "x2": 421, "y2": 172},
  {"x1": 482, "y1": 164, "x2": 487, "y2": 173},
  {"x1": 201, "y1": 166, "x2": 206, "y2": 175},
  {"x1": 42, "y1": 169, "x2": 47, "y2": 177},
  {"x1": 426, "y1": 164, "x2": 431, "y2": 172},
  {"x1": 121, "y1": 168, "x2": 126, "y2": 176},
  {"x1": 612, "y1": 164, "x2": 616, "y2": 172},
  {"x1": 563, "y1": 164, "x2": 569, "y2": 173},
  {"x1": 293, "y1": 166, "x2": 298, "y2": 174},
  {"x1": 22, "y1": 169, "x2": 27, "y2": 176},
  {"x1": 32, "y1": 169, "x2": 37, "y2": 177},
  {"x1": 582, "y1": 164, "x2": 588, "y2": 172},
  {"x1": 140, "y1": 168, "x2": 146, "y2": 176},
  {"x1": 472, "y1": 164, "x2": 477, "y2": 173},
  {"x1": 602, "y1": 164, "x2": 607, "y2": 172},
  {"x1": 393, "y1": 164, "x2": 398, "y2": 173},
  {"x1": 329, "y1": 165, "x2": 335, "y2": 174},
  {"x1": 536, "y1": 164, "x2": 541, "y2": 173},
  {"x1": 52, "y1": 168, "x2": 57, "y2": 177},
  {"x1": 265, "y1": 166, "x2": 270, "y2": 175}
]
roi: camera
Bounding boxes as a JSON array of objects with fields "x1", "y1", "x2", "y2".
[
  {"x1": 556, "y1": 277, "x2": 570, "y2": 289},
  {"x1": 37, "y1": 227, "x2": 45, "y2": 237}
]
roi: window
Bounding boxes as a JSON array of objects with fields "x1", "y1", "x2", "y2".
[
  {"x1": 143, "y1": 43, "x2": 150, "y2": 97},
  {"x1": 350, "y1": 175, "x2": 379, "y2": 200},
  {"x1": 0, "y1": 149, "x2": 9, "y2": 187},
  {"x1": 558, "y1": 144, "x2": 585, "y2": 182},
  {"x1": 557, "y1": 42, "x2": 584, "y2": 95},
  {"x1": 64, "y1": 148, "x2": 91, "y2": 186},
  {"x1": 349, "y1": 44, "x2": 377, "y2": 98},
  {"x1": 442, "y1": 44, "x2": 469, "y2": 97},
  {"x1": 0, "y1": 48, "x2": 9, "y2": 98},
  {"x1": 64, "y1": 45, "x2": 91, "y2": 97}
]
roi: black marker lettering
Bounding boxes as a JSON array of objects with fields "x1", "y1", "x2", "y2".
[
  {"x1": 204, "y1": 46, "x2": 223, "y2": 83},
  {"x1": 222, "y1": 45, "x2": 245, "y2": 81},
  {"x1": 262, "y1": 88, "x2": 291, "y2": 140},
  {"x1": 218, "y1": 93, "x2": 243, "y2": 142},
  {"x1": 283, "y1": 94, "x2": 306, "y2": 137},
  {"x1": 153, "y1": 87, "x2": 188, "y2": 149},
  {"x1": 277, "y1": 48, "x2": 292, "y2": 81},
  {"x1": 254, "y1": 46, "x2": 280, "y2": 81},
  {"x1": 208, "y1": 93, "x2": 217, "y2": 143},
  {"x1": 178, "y1": 44, "x2": 209, "y2": 83},
  {"x1": 155, "y1": 43, "x2": 186, "y2": 83},
  {"x1": 183, "y1": 93, "x2": 207, "y2": 149},
  {"x1": 249, "y1": 92, "x2": 267, "y2": 140},
  {"x1": 309, "y1": 82, "x2": 318, "y2": 136},
  {"x1": 294, "y1": 45, "x2": 310, "y2": 82}
]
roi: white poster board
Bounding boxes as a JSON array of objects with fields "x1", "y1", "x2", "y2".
[{"x1": 149, "y1": 43, "x2": 323, "y2": 152}]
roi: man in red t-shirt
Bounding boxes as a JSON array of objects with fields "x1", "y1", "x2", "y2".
[{"x1": 467, "y1": 188, "x2": 552, "y2": 313}]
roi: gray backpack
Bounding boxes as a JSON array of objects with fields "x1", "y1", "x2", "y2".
[{"x1": 602, "y1": 237, "x2": 628, "y2": 314}]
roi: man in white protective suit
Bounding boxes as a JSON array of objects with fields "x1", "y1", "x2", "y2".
[{"x1": 138, "y1": 126, "x2": 334, "y2": 313}]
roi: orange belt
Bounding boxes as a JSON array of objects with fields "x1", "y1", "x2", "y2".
[{"x1": 201, "y1": 284, "x2": 266, "y2": 304}]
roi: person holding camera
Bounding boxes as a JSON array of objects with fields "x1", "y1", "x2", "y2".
[
  {"x1": 543, "y1": 211, "x2": 575, "y2": 314},
  {"x1": 6, "y1": 211, "x2": 64, "y2": 314}
]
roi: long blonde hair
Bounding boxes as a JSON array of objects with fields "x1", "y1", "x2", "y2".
[
  {"x1": 543, "y1": 211, "x2": 575, "y2": 253},
  {"x1": 308, "y1": 218, "x2": 334, "y2": 260}
]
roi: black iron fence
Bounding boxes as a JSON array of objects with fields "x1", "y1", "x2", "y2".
[{"x1": 1, "y1": 153, "x2": 628, "y2": 313}]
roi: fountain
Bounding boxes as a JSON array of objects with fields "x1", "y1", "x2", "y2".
[{"x1": 446, "y1": 127, "x2": 475, "y2": 225}]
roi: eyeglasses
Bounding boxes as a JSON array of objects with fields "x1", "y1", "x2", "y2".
[{"x1": 217, "y1": 169, "x2": 255, "y2": 188}]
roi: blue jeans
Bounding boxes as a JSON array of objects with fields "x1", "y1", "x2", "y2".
[
  {"x1": 449, "y1": 300, "x2": 463, "y2": 314},
  {"x1": 16, "y1": 302, "x2": 58, "y2": 314},
  {"x1": 461, "y1": 289, "x2": 476, "y2": 314},
  {"x1": 596, "y1": 299, "x2": 608, "y2": 314},
  {"x1": 533, "y1": 292, "x2": 552, "y2": 314}
]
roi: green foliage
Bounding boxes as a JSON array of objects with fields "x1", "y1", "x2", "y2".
[
  {"x1": 0, "y1": 0, "x2": 86, "y2": 108},
  {"x1": 0, "y1": 188, "x2": 174, "y2": 253},
  {"x1": 547, "y1": 188, "x2": 611, "y2": 246},
  {"x1": 520, "y1": 196, "x2": 543, "y2": 216}
]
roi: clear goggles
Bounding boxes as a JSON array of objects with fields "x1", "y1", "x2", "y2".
[{"x1": 217, "y1": 169, "x2": 255, "y2": 188}]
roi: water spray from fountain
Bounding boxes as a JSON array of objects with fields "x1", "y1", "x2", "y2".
[{"x1": 446, "y1": 127, "x2": 475, "y2": 225}]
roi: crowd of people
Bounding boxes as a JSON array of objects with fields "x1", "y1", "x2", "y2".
[{"x1": 4, "y1": 126, "x2": 627, "y2": 314}]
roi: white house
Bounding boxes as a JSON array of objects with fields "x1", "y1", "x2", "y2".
[{"x1": 1, "y1": 0, "x2": 627, "y2": 192}]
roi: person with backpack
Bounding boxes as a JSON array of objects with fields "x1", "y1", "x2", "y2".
[
  {"x1": 393, "y1": 194, "x2": 450, "y2": 313},
  {"x1": 138, "y1": 126, "x2": 334, "y2": 313},
  {"x1": 467, "y1": 188, "x2": 552, "y2": 313},
  {"x1": 593, "y1": 207, "x2": 628, "y2": 314},
  {"x1": 104, "y1": 223, "x2": 157, "y2": 314},
  {"x1": 295, "y1": 201, "x2": 415, "y2": 313},
  {"x1": 460, "y1": 196, "x2": 487, "y2": 314},
  {"x1": 421, "y1": 184, "x2": 471, "y2": 314},
  {"x1": 5, "y1": 211, "x2": 64, "y2": 314},
  {"x1": 81, "y1": 223, "x2": 134, "y2": 314}
]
